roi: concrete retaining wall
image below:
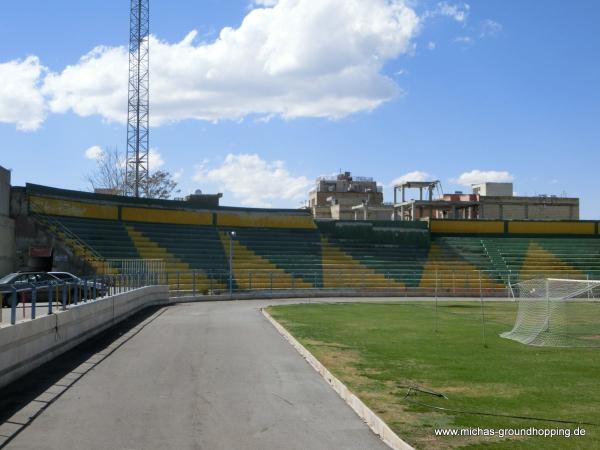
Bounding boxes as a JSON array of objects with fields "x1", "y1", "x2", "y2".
[{"x1": 0, "y1": 285, "x2": 169, "y2": 389}]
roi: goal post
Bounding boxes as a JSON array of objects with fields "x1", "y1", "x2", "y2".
[{"x1": 501, "y1": 278, "x2": 600, "y2": 347}]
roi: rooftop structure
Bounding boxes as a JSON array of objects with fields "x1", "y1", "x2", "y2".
[
  {"x1": 184, "y1": 191, "x2": 223, "y2": 208},
  {"x1": 390, "y1": 181, "x2": 579, "y2": 221},
  {"x1": 472, "y1": 182, "x2": 513, "y2": 197},
  {"x1": 393, "y1": 180, "x2": 441, "y2": 202},
  {"x1": 309, "y1": 172, "x2": 383, "y2": 219}
]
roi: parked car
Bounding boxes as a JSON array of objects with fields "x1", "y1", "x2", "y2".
[
  {"x1": 49, "y1": 271, "x2": 109, "y2": 298},
  {"x1": 0, "y1": 272, "x2": 60, "y2": 307}
]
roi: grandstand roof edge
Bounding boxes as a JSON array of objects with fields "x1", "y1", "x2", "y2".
[
  {"x1": 25, "y1": 183, "x2": 311, "y2": 215},
  {"x1": 315, "y1": 219, "x2": 428, "y2": 230},
  {"x1": 428, "y1": 218, "x2": 598, "y2": 223}
]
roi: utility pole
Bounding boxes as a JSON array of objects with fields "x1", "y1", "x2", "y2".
[
  {"x1": 125, "y1": 0, "x2": 150, "y2": 197},
  {"x1": 228, "y1": 231, "x2": 236, "y2": 296}
]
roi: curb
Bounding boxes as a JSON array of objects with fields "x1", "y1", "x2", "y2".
[{"x1": 261, "y1": 308, "x2": 414, "y2": 450}]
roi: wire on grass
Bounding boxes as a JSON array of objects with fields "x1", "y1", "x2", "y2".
[{"x1": 399, "y1": 385, "x2": 600, "y2": 427}]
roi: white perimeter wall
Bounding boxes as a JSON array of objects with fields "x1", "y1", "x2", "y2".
[{"x1": 0, "y1": 285, "x2": 170, "y2": 389}]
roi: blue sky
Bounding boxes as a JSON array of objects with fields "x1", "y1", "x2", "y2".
[{"x1": 0, "y1": 0, "x2": 598, "y2": 216}]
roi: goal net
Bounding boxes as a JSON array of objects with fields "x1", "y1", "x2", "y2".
[{"x1": 501, "y1": 278, "x2": 600, "y2": 347}]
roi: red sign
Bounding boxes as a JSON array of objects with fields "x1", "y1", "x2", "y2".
[{"x1": 29, "y1": 246, "x2": 53, "y2": 257}]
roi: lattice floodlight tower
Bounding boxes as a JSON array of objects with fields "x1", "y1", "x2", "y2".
[
  {"x1": 125, "y1": 0, "x2": 150, "y2": 197},
  {"x1": 501, "y1": 278, "x2": 600, "y2": 347}
]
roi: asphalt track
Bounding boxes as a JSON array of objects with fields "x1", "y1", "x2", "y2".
[{"x1": 0, "y1": 299, "x2": 391, "y2": 450}]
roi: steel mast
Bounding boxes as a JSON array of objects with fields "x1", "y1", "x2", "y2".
[{"x1": 125, "y1": 0, "x2": 150, "y2": 197}]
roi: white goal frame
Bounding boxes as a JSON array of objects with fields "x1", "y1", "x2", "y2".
[{"x1": 502, "y1": 277, "x2": 600, "y2": 347}]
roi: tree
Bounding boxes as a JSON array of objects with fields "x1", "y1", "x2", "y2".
[
  {"x1": 146, "y1": 170, "x2": 180, "y2": 199},
  {"x1": 86, "y1": 147, "x2": 124, "y2": 194},
  {"x1": 86, "y1": 147, "x2": 180, "y2": 199}
]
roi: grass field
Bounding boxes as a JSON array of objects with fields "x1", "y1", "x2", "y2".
[{"x1": 267, "y1": 301, "x2": 600, "y2": 449}]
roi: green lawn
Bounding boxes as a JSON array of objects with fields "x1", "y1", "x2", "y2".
[{"x1": 267, "y1": 301, "x2": 600, "y2": 449}]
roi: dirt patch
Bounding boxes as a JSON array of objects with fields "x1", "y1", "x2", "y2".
[
  {"x1": 438, "y1": 383, "x2": 524, "y2": 398},
  {"x1": 580, "y1": 334, "x2": 600, "y2": 341},
  {"x1": 303, "y1": 339, "x2": 353, "y2": 349}
]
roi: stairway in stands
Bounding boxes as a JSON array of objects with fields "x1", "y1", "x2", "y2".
[
  {"x1": 436, "y1": 236, "x2": 507, "y2": 283},
  {"x1": 34, "y1": 214, "x2": 110, "y2": 274},
  {"x1": 483, "y1": 238, "x2": 591, "y2": 281},
  {"x1": 419, "y1": 242, "x2": 505, "y2": 295}
]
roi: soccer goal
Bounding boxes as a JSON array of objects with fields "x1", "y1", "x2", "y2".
[{"x1": 501, "y1": 278, "x2": 600, "y2": 347}]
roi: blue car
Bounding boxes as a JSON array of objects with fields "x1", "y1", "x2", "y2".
[{"x1": 0, "y1": 272, "x2": 60, "y2": 307}]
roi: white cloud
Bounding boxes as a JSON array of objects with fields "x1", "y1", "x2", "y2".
[
  {"x1": 253, "y1": 0, "x2": 279, "y2": 6},
  {"x1": 454, "y1": 36, "x2": 472, "y2": 44},
  {"x1": 451, "y1": 170, "x2": 514, "y2": 187},
  {"x1": 193, "y1": 153, "x2": 310, "y2": 207},
  {"x1": 173, "y1": 169, "x2": 184, "y2": 181},
  {"x1": 42, "y1": 0, "x2": 420, "y2": 126},
  {"x1": 391, "y1": 170, "x2": 434, "y2": 186},
  {"x1": 42, "y1": 46, "x2": 127, "y2": 123},
  {"x1": 84, "y1": 145, "x2": 104, "y2": 160},
  {"x1": 426, "y1": 2, "x2": 470, "y2": 23},
  {"x1": 480, "y1": 19, "x2": 503, "y2": 37},
  {"x1": 149, "y1": 149, "x2": 165, "y2": 170},
  {"x1": 0, "y1": 56, "x2": 46, "y2": 131},
  {"x1": 85, "y1": 146, "x2": 165, "y2": 173},
  {"x1": 427, "y1": 41, "x2": 437, "y2": 50}
]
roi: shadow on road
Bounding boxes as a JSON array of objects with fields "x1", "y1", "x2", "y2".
[{"x1": 0, "y1": 306, "x2": 167, "y2": 448}]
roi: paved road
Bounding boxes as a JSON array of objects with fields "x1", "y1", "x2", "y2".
[{"x1": 2, "y1": 300, "x2": 390, "y2": 450}]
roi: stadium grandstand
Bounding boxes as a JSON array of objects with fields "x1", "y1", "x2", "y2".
[{"x1": 4, "y1": 180, "x2": 600, "y2": 298}]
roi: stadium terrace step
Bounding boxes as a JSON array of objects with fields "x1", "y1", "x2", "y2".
[
  {"x1": 321, "y1": 239, "x2": 427, "y2": 287},
  {"x1": 38, "y1": 215, "x2": 141, "y2": 263},
  {"x1": 225, "y1": 227, "x2": 324, "y2": 286},
  {"x1": 126, "y1": 225, "x2": 226, "y2": 292},
  {"x1": 419, "y1": 243, "x2": 505, "y2": 290},
  {"x1": 35, "y1": 216, "x2": 109, "y2": 274},
  {"x1": 513, "y1": 242, "x2": 585, "y2": 280},
  {"x1": 320, "y1": 237, "x2": 403, "y2": 289},
  {"x1": 218, "y1": 231, "x2": 313, "y2": 289},
  {"x1": 34, "y1": 215, "x2": 127, "y2": 274}
]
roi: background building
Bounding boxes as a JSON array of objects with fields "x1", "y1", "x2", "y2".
[
  {"x1": 308, "y1": 172, "x2": 384, "y2": 220},
  {"x1": 0, "y1": 166, "x2": 15, "y2": 274},
  {"x1": 311, "y1": 175, "x2": 579, "y2": 222},
  {"x1": 392, "y1": 181, "x2": 579, "y2": 221}
]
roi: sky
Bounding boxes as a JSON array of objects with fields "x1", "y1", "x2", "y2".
[{"x1": 0, "y1": 0, "x2": 599, "y2": 216}]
